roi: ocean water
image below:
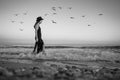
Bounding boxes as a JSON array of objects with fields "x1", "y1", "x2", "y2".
[{"x1": 0, "y1": 44, "x2": 120, "y2": 61}]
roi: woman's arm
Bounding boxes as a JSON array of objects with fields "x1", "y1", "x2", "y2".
[{"x1": 34, "y1": 24, "x2": 39, "y2": 42}]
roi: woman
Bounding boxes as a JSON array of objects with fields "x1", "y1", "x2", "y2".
[{"x1": 33, "y1": 16, "x2": 46, "y2": 55}]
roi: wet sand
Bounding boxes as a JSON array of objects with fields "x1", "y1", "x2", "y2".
[{"x1": 0, "y1": 46, "x2": 120, "y2": 80}]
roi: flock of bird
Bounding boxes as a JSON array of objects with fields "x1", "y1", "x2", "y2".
[
  {"x1": 45, "y1": 6, "x2": 103, "y2": 26},
  {"x1": 49, "y1": 6, "x2": 74, "y2": 24},
  {"x1": 11, "y1": 12, "x2": 27, "y2": 23},
  {"x1": 10, "y1": 12, "x2": 27, "y2": 31},
  {"x1": 10, "y1": 6, "x2": 103, "y2": 31}
]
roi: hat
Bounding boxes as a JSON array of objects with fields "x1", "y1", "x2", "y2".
[{"x1": 36, "y1": 16, "x2": 44, "y2": 22}]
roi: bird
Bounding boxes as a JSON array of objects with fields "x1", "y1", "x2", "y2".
[
  {"x1": 20, "y1": 21, "x2": 24, "y2": 24},
  {"x1": 11, "y1": 20, "x2": 15, "y2": 23},
  {"x1": 44, "y1": 13, "x2": 48, "y2": 16},
  {"x1": 70, "y1": 17, "x2": 74, "y2": 19},
  {"x1": 88, "y1": 24, "x2": 91, "y2": 26},
  {"x1": 98, "y1": 13, "x2": 103, "y2": 16},
  {"x1": 19, "y1": 28, "x2": 23, "y2": 31},
  {"x1": 58, "y1": 7, "x2": 62, "y2": 10},
  {"x1": 82, "y1": 15, "x2": 85, "y2": 17},
  {"x1": 14, "y1": 14, "x2": 19, "y2": 16},
  {"x1": 52, "y1": 20, "x2": 57, "y2": 24},
  {"x1": 23, "y1": 12, "x2": 27, "y2": 15},
  {"x1": 52, "y1": 7, "x2": 56, "y2": 11},
  {"x1": 68, "y1": 7, "x2": 72, "y2": 10},
  {"x1": 53, "y1": 13, "x2": 57, "y2": 15}
]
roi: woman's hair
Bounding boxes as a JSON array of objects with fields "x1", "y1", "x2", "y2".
[{"x1": 36, "y1": 16, "x2": 43, "y2": 22}]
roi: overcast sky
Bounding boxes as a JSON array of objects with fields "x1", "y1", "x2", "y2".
[{"x1": 0, "y1": 0, "x2": 120, "y2": 45}]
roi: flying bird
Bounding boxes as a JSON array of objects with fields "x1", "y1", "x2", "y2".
[
  {"x1": 88, "y1": 24, "x2": 91, "y2": 26},
  {"x1": 44, "y1": 13, "x2": 48, "y2": 16},
  {"x1": 53, "y1": 13, "x2": 57, "y2": 15},
  {"x1": 11, "y1": 20, "x2": 15, "y2": 23},
  {"x1": 98, "y1": 13, "x2": 103, "y2": 16},
  {"x1": 52, "y1": 20, "x2": 57, "y2": 24},
  {"x1": 68, "y1": 7, "x2": 72, "y2": 10},
  {"x1": 58, "y1": 7, "x2": 62, "y2": 10},
  {"x1": 23, "y1": 12, "x2": 27, "y2": 15},
  {"x1": 52, "y1": 7, "x2": 56, "y2": 11},
  {"x1": 14, "y1": 14, "x2": 19, "y2": 16},
  {"x1": 70, "y1": 17, "x2": 75, "y2": 19},
  {"x1": 19, "y1": 28, "x2": 24, "y2": 31},
  {"x1": 20, "y1": 21, "x2": 24, "y2": 24},
  {"x1": 82, "y1": 15, "x2": 85, "y2": 17}
]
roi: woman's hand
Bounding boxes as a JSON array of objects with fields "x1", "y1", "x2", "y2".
[{"x1": 35, "y1": 37, "x2": 38, "y2": 42}]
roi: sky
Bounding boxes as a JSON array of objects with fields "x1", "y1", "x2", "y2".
[{"x1": 0, "y1": 0, "x2": 120, "y2": 46}]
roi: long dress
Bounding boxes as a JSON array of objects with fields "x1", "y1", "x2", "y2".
[
  {"x1": 37, "y1": 27, "x2": 44, "y2": 53},
  {"x1": 33, "y1": 27, "x2": 44, "y2": 53}
]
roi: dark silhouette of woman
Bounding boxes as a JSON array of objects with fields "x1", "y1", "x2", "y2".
[{"x1": 33, "y1": 16, "x2": 46, "y2": 55}]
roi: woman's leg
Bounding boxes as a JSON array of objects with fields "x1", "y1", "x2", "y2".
[
  {"x1": 37, "y1": 41, "x2": 42, "y2": 54},
  {"x1": 33, "y1": 42, "x2": 38, "y2": 54},
  {"x1": 37, "y1": 39, "x2": 46, "y2": 54},
  {"x1": 42, "y1": 44, "x2": 46, "y2": 55}
]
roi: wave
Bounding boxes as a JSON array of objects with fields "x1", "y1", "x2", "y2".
[{"x1": 0, "y1": 44, "x2": 120, "y2": 49}]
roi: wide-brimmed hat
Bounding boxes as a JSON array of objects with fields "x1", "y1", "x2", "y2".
[{"x1": 36, "y1": 16, "x2": 44, "y2": 21}]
